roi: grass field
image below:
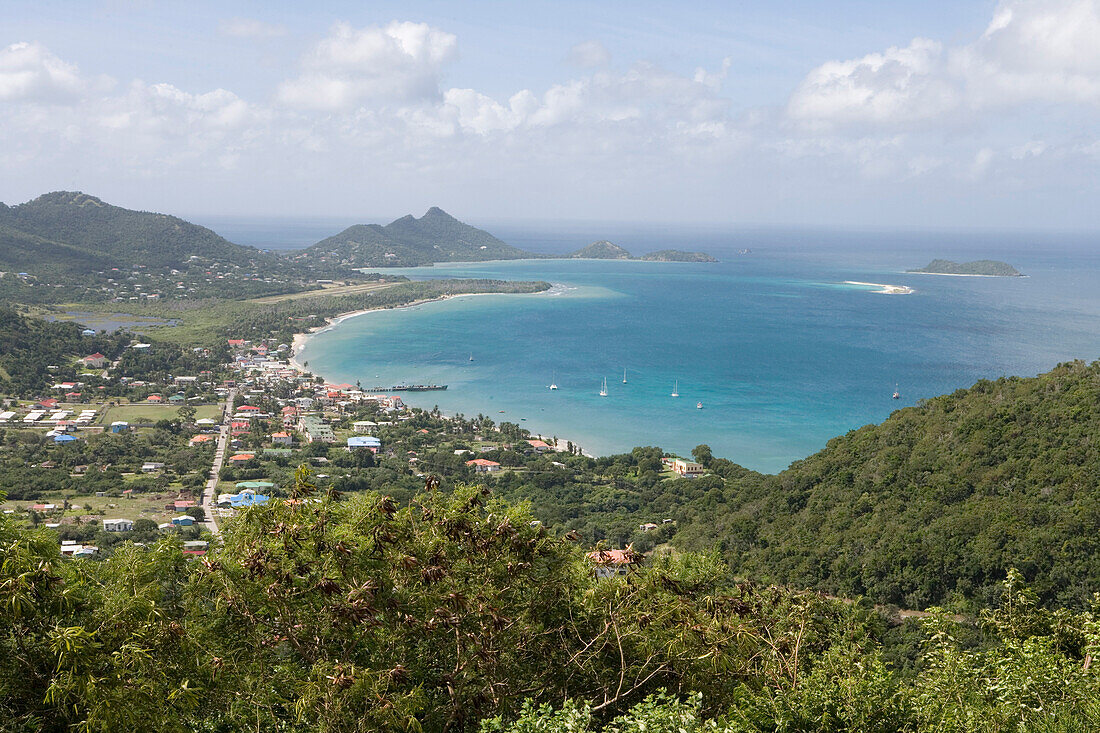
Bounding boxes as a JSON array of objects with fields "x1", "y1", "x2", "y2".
[
  {"x1": 1, "y1": 484, "x2": 195, "y2": 525},
  {"x1": 99, "y1": 404, "x2": 222, "y2": 424},
  {"x1": 248, "y1": 281, "x2": 397, "y2": 304}
]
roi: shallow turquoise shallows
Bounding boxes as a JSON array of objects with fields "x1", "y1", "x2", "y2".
[{"x1": 293, "y1": 234, "x2": 1100, "y2": 473}]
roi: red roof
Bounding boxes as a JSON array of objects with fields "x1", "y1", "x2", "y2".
[
  {"x1": 147, "y1": 395, "x2": 163, "y2": 402},
  {"x1": 83, "y1": 353, "x2": 105, "y2": 360},
  {"x1": 466, "y1": 459, "x2": 500, "y2": 467},
  {"x1": 229, "y1": 453, "x2": 255, "y2": 461},
  {"x1": 189, "y1": 435, "x2": 214, "y2": 443},
  {"x1": 527, "y1": 439, "x2": 550, "y2": 449},
  {"x1": 238, "y1": 405, "x2": 261, "y2": 411},
  {"x1": 227, "y1": 339, "x2": 245, "y2": 346}
]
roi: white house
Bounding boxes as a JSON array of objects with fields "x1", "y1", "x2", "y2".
[{"x1": 103, "y1": 518, "x2": 134, "y2": 532}]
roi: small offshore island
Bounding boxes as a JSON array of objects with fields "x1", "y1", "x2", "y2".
[
  {"x1": 908, "y1": 259, "x2": 1023, "y2": 276},
  {"x1": 568, "y1": 240, "x2": 717, "y2": 262}
]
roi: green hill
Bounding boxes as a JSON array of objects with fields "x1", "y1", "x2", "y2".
[
  {"x1": 0, "y1": 191, "x2": 270, "y2": 272},
  {"x1": 295, "y1": 207, "x2": 534, "y2": 267},
  {"x1": 640, "y1": 249, "x2": 718, "y2": 262},
  {"x1": 908, "y1": 259, "x2": 1022, "y2": 276},
  {"x1": 673, "y1": 360, "x2": 1100, "y2": 610},
  {"x1": 568, "y1": 240, "x2": 632, "y2": 259}
]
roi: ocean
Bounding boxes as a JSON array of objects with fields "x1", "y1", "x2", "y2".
[{"x1": 264, "y1": 222, "x2": 1100, "y2": 473}]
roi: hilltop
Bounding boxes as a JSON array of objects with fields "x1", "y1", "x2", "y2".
[
  {"x1": 908, "y1": 259, "x2": 1022, "y2": 276},
  {"x1": 293, "y1": 207, "x2": 535, "y2": 267},
  {"x1": 568, "y1": 240, "x2": 632, "y2": 259},
  {"x1": 640, "y1": 249, "x2": 718, "y2": 262},
  {"x1": 0, "y1": 192, "x2": 268, "y2": 274}
]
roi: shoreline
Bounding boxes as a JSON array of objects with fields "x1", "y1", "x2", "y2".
[
  {"x1": 286, "y1": 288, "x2": 599, "y2": 457},
  {"x1": 844, "y1": 281, "x2": 915, "y2": 295},
  {"x1": 288, "y1": 292, "x2": 498, "y2": 373}
]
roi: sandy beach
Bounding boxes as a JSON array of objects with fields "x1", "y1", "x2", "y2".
[
  {"x1": 844, "y1": 281, "x2": 915, "y2": 295},
  {"x1": 288, "y1": 294, "x2": 479, "y2": 374}
]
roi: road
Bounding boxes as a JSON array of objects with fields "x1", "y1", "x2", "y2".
[{"x1": 200, "y1": 388, "x2": 236, "y2": 536}]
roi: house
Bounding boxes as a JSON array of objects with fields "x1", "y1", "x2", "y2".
[
  {"x1": 103, "y1": 518, "x2": 134, "y2": 532},
  {"x1": 235, "y1": 481, "x2": 274, "y2": 492},
  {"x1": 110, "y1": 421, "x2": 129, "y2": 433},
  {"x1": 347, "y1": 435, "x2": 381, "y2": 452},
  {"x1": 465, "y1": 458, "x2": 501, "y2": 474},
  {"x1": 168, "y1": 394, "x2": 186, "y2": 404},
  {"x1": 352, "y1": 420, "x2": 377, "y2": 432},
  {"x1": 173, "y1": 500, "x2": 196, "y2": 510},
  {"x1": 586, "y1": 549, "x2": 639, "y2": 579},
  {"x1": 270, "y1": 431, "x2": 295, "y2": 446},
  {"x1": 195, "y1": 418, "x2": 218, "y2": 427},
  {"x1": 526, "y1": 439, "x2": 552, "y2": 453},
  {"x1": 189, "y1": 434, "x2": 214, "y2": 446},
  {"x1": 146, "y1": 394, "x2": 164, "y2": 403},
  {"x1": 638, "y1": 523, "x2": 659, "y2": 532},
  {"x1": 81, "y1": 353, "x2": 109, "y2": 368},
  {"x1": 141, "y1": 462, "x2": 165, "y2": 472},
  {"x1": 228, "y1": 453, "x2": 255, "y2": 466},
  {"x1": 171, "y1": 515, "x2": 195, "y2": 526},
  {"x1": 298, "y1": 416, "x2": 335, "y2": 444},
  {"x1": 670, "y1": 459, "x2": 704, "y2": 477},
  {"x1": 230, "y1": 420, "x2": 251, "y2": 436},
  {"x1": 81, "y1": 328, "x2": 97, "y2": 337},
  {"x1": 183, "y1": 540, "x2": 209, "y2": 551}
]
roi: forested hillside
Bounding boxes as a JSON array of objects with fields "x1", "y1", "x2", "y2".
[
  {"x1": 674, "y1": 360, "x2": 1100, "y2": 610},
  {"x1": 0, "y1": 192, "x2": 266, "y2": 271}
]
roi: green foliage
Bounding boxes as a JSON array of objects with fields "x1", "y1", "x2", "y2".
[{"x1": 675, "y1": 360, "x2": 1100, "y2": 610}]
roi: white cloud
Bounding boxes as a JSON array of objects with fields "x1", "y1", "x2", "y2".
[
  {"x1": 0, "y1": 41, "x2": 97, "y2": 102},
  {"x1": 787, "y1": 38, "x2": 957, "y2": 126},
  {"x1": 277, "y1": 21, "x2": 458, "y2": 110},
  {"x1": 219, "y1": 17, "x2": 287, "y2": 39},
  {"x1": 789, "y1": 0, "x2": 1100, "y2": 128},
  {"x1": 567, "y1": 40, "x2": 611, "y2": 69}
]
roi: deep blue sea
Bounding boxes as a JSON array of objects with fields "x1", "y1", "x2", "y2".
[{"x1": 244, "y1": 221, "x2": 1100, "y2": 473}]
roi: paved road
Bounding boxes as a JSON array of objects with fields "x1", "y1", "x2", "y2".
[{"x1": 200, "y1": 388, "x2": 236, "y2": 536}]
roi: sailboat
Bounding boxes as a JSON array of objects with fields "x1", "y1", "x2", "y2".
[
  {"x1": 549, "y1": 371, "x2": 558, "y2": 390},
  {"x1": 599, "y1": 378, "x2": 609, "y2": 397},
  {"x1": 892, "y1": 383, "x2": 900, "y2": 400},
  {"x1": 671, "y1": 380, "x2": 679, "y2": 398},
  {"x1": 622, "y1": 368, "x2": 628, "y2": 384},
  {"x1": 469, "y1": 353, "x2": 474, "y2": 362}
]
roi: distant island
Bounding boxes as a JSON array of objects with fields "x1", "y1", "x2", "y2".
[
  {"x1": 567, "y1": 240, "x2": 716, "y2": 262},
  {"x1": 640, "y1": 249, "x2": 718, "y2": 262},
  {"x1": 908, "y1": 259, "x2": 1022, "y2": 277}
]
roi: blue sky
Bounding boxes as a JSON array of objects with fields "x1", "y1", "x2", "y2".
[{"x1": 4, "y1": 1, "x2": 1100, "y2": 229}]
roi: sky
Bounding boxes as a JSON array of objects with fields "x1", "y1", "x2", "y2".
[{"x1": 3, "y1": 0, "x2": 1100, "y2": 229}]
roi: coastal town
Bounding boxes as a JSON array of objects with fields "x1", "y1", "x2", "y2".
[{"x1": 0, "y1": 312, "x2": 699, "y2": 567}]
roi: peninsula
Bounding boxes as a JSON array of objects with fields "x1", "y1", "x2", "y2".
[{"x1": 908, "y1": 259, "x2": 1022, "y2": 276}]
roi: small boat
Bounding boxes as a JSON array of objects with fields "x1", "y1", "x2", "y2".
[
  {"x1": 671, "y1": 380, "x2": 679, "y2": 398},
  {"x1": 622, "y1": 368, "x2": 627, "y2": 384},
  {"x1": 892, "y1": 383, "x2": 900, "y2": 400},
  {"x1": 549, "y1": 371, "x2": 558, "y2": 390},
  {"x1": 697, "y1": 402, "x2": 703, "y2": 409},
  {"x1": 599, "y1": 378, "x2": 608, "y2": 397},
  {"x1": 469, "y1": 353, "x2": 474, "y2": 361}
]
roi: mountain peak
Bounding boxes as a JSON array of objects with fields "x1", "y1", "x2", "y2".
[{"x1": 421, "y1": 206, "x2": 456, "y2": 221}]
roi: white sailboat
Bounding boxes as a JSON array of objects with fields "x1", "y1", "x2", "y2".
[
  {"x1": 469, "y1": 353, "x2": 474, "y2": 362},
  {"x1": 671, "y1": 380, "x2": 679, "y2": 398},
  {"x1": 622, "y1": 368, "x2": 628, "y2": 384},
  {"x1": 599, "y1": 378, "x2": 608, "y2": 397},
  {"x1": 549, "y1": 371, "x2": 558, "y2": 390}
]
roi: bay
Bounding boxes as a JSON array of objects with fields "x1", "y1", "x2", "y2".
[{"x1": 290, "y1": 227, "x2": 1100, "y2": 473}]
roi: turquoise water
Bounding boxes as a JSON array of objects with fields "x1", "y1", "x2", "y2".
[{"x1": 294, "y1": 234, "x2": 1100, "y2": 473}]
